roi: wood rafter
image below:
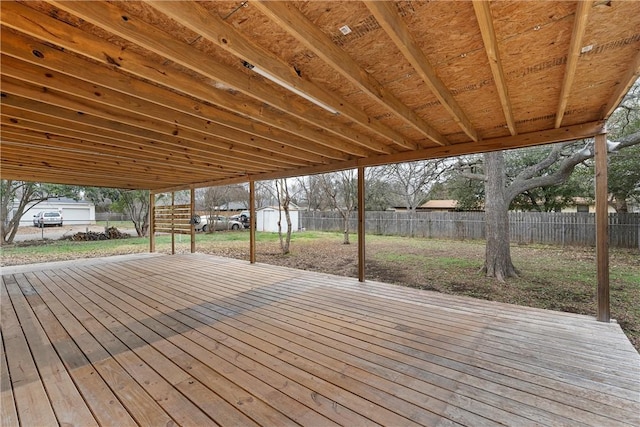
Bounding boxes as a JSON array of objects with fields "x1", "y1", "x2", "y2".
[
  {"x1": 0, "y1": 61, "x2": 308, "y2": 169},
  {"x1": 1, "y1": 117, "x2": 249, "y2": 175},
  {"x1": 0, "y1": 106, "x2": 239, "y2": 169},
  {"x1": 0, "y1": 92, "x2": 270, "y2": 173},
  {"x1": 364, "y1": 1, "x2": 478, "y2": 142},
  {"x1": 1, "y1": 140, "x2": 218, "y2": 180},
  {"x1": 554, "y1": 0, "x2": 592, "y2": 128},
  {"x1": 146, "y1": 0, "x2": 416, "y2": 152},
  {"x1": 0, "y1": 1, "x2": 637, "y2": 191},
  {"x1": 472, "y1": 0, "x2": 517, "y2": 136},
  {"x1": 0, "y1": 167, "x2": 164, "y2": 189},
  {"x1": 48, "y1": 0, "x2": 392, "y2": 156},
  {"x1": 252, "y1": 0, "x2": 449, "y2": 147},
  {"x1": 0, "y1": 2, "x2": 363, "y2": 160},
  {"x1": 154, "y1": 121, "x2": 605, "y2": 193},
  {"x1": 0, "y1": 27, "x2": 350, "y2": 163}
]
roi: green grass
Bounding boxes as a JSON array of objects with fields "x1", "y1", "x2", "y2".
[
  {"x1": 3, "y1": 237, "x2": 148, "y2": 255},
  {"x1": 374, "y1": 251, "x2": 477, "y2": 269}
]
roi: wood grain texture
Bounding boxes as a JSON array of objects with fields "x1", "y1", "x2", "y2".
[
  {"x1": 1, "y1": 1, "x2": 639, "y2": 190},
  {"x1": 2, "y1": 254, "x2": 638, "y2": 426}
]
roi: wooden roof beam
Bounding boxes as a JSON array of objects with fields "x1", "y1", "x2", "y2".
[
  {"x1": 48, "y1": 0, "x2": 392, "y2": 156},
  {"x1": 146, "y1": 1, "x2": 416, "y2": 152},
  {"x1": 0, "y1": 27, "x2": 346, "y2": 163},
  {"x1": 0, "y1": 92, "x2": 275, "y2": 173},
  {"x1": 364, "y1": 1, "x2": 479, "y2": 142},
  {"x1": 472, "y1": 0, "x2": 517, "y2": 136},
  {"x1": 554, "y1": 0, "x2": 593, "y2": 128},
  {"x1": 0, "y1": 107, "x2": 250, "y2": 169},
  {"x1": 0, "y1": 139, "x2": 226, "y2": 180},
  {"x1": 1, "y1": 1, "x2": 363, "y2": 161},
  {"x1": 0, "y1": 148, "x2": 202, "y2": 184},
  {"x1": 155, "y1": 121, "x2": 605, "y2": 193},
  {"x1": 0, "y1": 59, "x2": 309, "y2": 170},
  {"x1": 252, "y1": 0, "x2": 449, "y2": 147},
  {"x1": 0, "y1": 166, "x2": 163, "y2": 189},
  {"x1": 0, "y1": 122, "x2": 236, "y2": 175}
]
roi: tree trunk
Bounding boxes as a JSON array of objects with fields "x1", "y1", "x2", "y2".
[
  {"x1": 482, "y1": 151, "x2": 519, "y2": 281},
  {"x1": 1, "y1": 181, "x2": 48, "y2": 245},
  {"x1": 276, "y1": 179, "x2": 292, "y2": 254},
  {"x1": 342, "y1": 211, "x2": 350, "y2": 244},
  {"x1": 282, "y1": 204, "x2": 292, "y2": 254},
  {"x1": 611, "y1": 197, "x2": 628, "y2": 213}
]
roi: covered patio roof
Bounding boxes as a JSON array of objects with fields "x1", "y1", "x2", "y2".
[{"x1": 1, "y1": 1, "x2": 639, "y2": 190}]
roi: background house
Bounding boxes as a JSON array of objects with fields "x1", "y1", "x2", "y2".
[
  {"x1": 11, "y1": 197, "x2": 96, "y2": 226},
  {"x1": 560, "y1": 197, "x2": 616, "y2": 214},
  {"x1": 418, "y1": 200, "x2": 460, "y2": 212}
]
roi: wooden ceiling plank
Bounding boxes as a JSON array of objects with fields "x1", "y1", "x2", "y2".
[
  {"x1": 0, "y1": 121, "x2": 210, "y2": 173},
  {"x1": 252, "y1": 0, "x2": 449, "y2": 148},
  {"x1": 554, "y1": 0, "x2": 592, "y2": 128},
  {"x1": 0, "y1": 37, "x2": 330, "y2": 166},
  {"x1": 147, "y1": 0, "x2": 418, "y2": 151},
  {"x1": 1, "y1": 91, "x2": 281, "y2": 172},
  {"x1": 0, "y1": 2, "x2": 373, "y2": 158},
  {"x1": 0, "y1": 68, "x2": 305, "y2": 171},
  {"x1": 47, "y1": 0, "x2": 393, "y2": 155},
  {"x1": 472, "y1": 0, "x2": 517, "y2": 136},
  {"x1": 0, "y1": 27, "x2": 348, "y2": 163},
  {"x1": 364, "y1": 1, "x2": 478, "y2": 142}
]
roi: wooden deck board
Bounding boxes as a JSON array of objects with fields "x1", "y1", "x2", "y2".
[
  {"x1": 1, "y1": 253, "x2": 639, "y2": 426},
  {"x1": 111, "y1": 258, "x2": 634, "y2": 426},
  {"x1": 105, "y1": 263, "x2": 536, "y2": 426},
  {"x1": 0, "y1": 322, "x2": 19, "y2": 427}
]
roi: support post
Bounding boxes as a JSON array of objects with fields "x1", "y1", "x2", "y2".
[
  {"x1": 190, "y1": 187, "x2": 196, "y2": 254},
  {"x1": 595, "y1": 133, "x2": 610, "y2": 322},
  {"x1": 249, "y1": 180, "x2": 256, "y2": 264},
  {"x1": 149, "y1": 191, "x2": 155, "y2": 253},
  {"x1": 171, "y1": 191, "x2": 175, "y2": 255},
  {"x1": 358, "y1": 166, "x2": 366, "y2": 282}
]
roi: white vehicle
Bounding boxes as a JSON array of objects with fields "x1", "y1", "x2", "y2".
[
  {"x1": 33, "y1": 211, "x2": 63, "y2": 227},
  {"x1": 194, "y1": 215, "x2": 243, "y2": 232}
]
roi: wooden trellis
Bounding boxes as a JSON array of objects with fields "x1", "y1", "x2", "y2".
[{"x1": 150, "y1": 189, "x2": 196, "y2": 254}]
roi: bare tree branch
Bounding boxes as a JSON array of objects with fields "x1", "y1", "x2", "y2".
[
  {"x1": 459, "y1": 172, "x2": 487, "y2": 182},
  {"x1": 505, "y1": 130, "x2": 640, "y2": 203},
  {"x1": 512, "y1": 143, "x2": 566, "y2": 182}
]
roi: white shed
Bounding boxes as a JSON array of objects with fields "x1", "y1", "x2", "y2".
[
  {"x1": 13, "y1": 197, "x2": 96, "y2": 226},
  {"x1": 256, "y1": 206, "x2": 299, "y2": 233}
]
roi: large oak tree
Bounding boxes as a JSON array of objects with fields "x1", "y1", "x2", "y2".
[{"x1": 460, "y1": 130, "x2": 640, "y2": 281}]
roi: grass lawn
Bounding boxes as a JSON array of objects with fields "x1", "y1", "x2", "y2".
[{"x1": 2, "y1": 230, "x2": 638, "y2": 351}]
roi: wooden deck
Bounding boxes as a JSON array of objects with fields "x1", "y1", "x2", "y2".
[{"x1": 2, "y1": 253, "x2": 639, "y2": 426}]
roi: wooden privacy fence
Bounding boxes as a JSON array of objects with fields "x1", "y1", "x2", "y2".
[
  {"x1": 154, "y1": 204, "x2": 192, "y2": 234},
  {"x1": 300, "y1": 211, "x2": 640, "y2": 249}
]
